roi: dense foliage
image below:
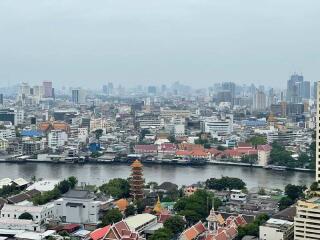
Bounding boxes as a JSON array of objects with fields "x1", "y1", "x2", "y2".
[
  {"x1": 278, "y1": 184, "x2": 306, "y2": 210},
  {"x1": 0, "y1": 184, "x2": 20, "y2": 198},
  {"x1": 270, "y1": 142, "x2": 314, "y2": 168},
  {"x1": 149, "y1": 228, "x2": 173, "y2": 240},
  {"x1": 163, "y1": 216, "x2": 186, "y2": 235},
  {"x1": 174, "y1": 189, "x2": 221, "y2": 224},
  {"x1": 101, "y1": 208, "x2": 123, "y2": 226},
  {"x1": 247, "y1": 136, "x2": 267, "y2": 146},
  {"x1": 205, "y1": 177, "x2": 246, "y2": 190},
  {"x1": 99, "y1": 178, "x2": 130, "y2": 199}
]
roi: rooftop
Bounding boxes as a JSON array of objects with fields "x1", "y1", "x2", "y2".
[{"x1": 63, "y1": 189, "x2": 95, "y2": 199}]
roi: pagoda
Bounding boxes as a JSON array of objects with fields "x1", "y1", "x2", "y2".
[
  {"x1": 130, "y1": 160, "x2": 145, "y2": 200},
  {"x1": 153, "y1": 196, "x2": 163, "y2": 214}
]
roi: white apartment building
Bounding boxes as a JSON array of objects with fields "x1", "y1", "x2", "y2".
[
  {"x1": 48, "y1": 130, "x2": 68, "y2": 149},
  {"x1": 160, "y1": 109, "x2": 191, "y2": 119},
  {"x1": 260, "y1": 218, "x2": 294, "y2": 240},
  {"x1": 294, "y1": 198, "x2": 320, "y2": 240},
  {"x1": 201, "y1": 115, "x2": 233, "y2": 136},
  {"x1": 0, "y1": 203, "x2": 54, "y2": 223},
  {"x1": 0, "y1": 127, "x2": 16, "y2": 139},
  {"x1": 54, "y1": 190, "x2": 101, "y2": 224}
]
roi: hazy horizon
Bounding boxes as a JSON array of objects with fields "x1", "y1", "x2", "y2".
[{"x1": 0, "y1": 0, "x2": 319, "y2": 88}]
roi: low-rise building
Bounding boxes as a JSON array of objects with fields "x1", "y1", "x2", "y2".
[
  {"x1": 259, "y1": 218, "x2": 294, "y2": 240},
  {"x1": 54, "y1": 190, "x2": 101, "y2": 224}
]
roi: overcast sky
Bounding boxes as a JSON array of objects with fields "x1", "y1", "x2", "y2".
[{"x1": 0, "y1": 0, "x2": 319, "y2": 89}]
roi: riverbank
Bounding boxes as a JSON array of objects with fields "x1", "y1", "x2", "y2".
[
  {"x1": 0, "y1": 162, "x2": 314, "y2": 190},
  {"x1": 0, "y1": 156, "x2": 314, "y2": 173}
]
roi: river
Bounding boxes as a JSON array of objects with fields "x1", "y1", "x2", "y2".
[{"x1": 0, "y1": 163, "x2": 315, "y2": 190}]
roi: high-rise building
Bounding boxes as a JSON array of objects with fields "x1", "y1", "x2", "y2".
[
  {"x1": 253, "y1": 90, "x2": 267, "y2": 111},
  {"x1": 43, "y1": 81, "x2": 53, "y2": 98},
  {"x1": 317, "y1": 81, "x2": 320, "y2": 183},
  {"x1": 72, "y1": 89, "x2": 86, "y2": 104},
  {"x1": 294, "y1": 198, "x2": 320, "y2": 239},
  {"x1": 313, "y1": 82, "x2": 318, "y2": 100},
  {"x1": 0, "y1": 94, "x2": 3, "y2": 105},
  {"x1": 301, "y1": 81, "x2": 310, "y2": 100},
  {"x1": 286, "y1": 74, "x2": 304, "y2": 103}
]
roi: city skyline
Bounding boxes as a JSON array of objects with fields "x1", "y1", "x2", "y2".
[{"x1": 1, "y1": 0, "x2": 320, "y2": 88}]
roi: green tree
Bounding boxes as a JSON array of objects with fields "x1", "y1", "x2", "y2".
[
  {"x1": 136, "y1": 200, "x2": 146, "y2": 214},
  {"x1": 310, "y1": 182, "x2": 319, "y2": 191},
  {"x1": 102, "y1": 208, "x2": 123, "y2": 226},
  {"x1": 285, "y1": 184, "x2": 305, "y2": 201},
  {"x1": 100, "y1": 178, "x2": 130, "y2": 199},
  {"x1": 247, "y1": 135, "x2": 267, "y2": 146},
  {"x1": 149, "y1": 228, "x2": 173, "y2": 240},
  {"x1": 124, "y1": 205, "x2": 136, "y2": 217},
  {"x1": 174, "y1": 189, "x2": 220, "y2": 225},
  {"x1": 18, "y1": 212, "x2": 33, "y2": 220},
  {"x1": 205, "y1": 177, "x2": 246, "y2": 190},
  {"x1": 163, "y1": 216, "x2": 186, "y2": 235},
  {"x1": 278, "y1": 196, "x2": 294, "y2": 211},
  {"x1": 57, "y1": 180, "x2": 71, "y2": 194},
  {"x1": 68, "y1": 176, "x2": 78, "y2": 189}
]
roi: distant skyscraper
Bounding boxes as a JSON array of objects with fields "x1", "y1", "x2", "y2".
[
  {"x1": 301, "y1": 81, "x2": 310, "y2": 99},
  {"x1": 253, "y1": 90, "x2": 267, "y2": 111},
  {"x1": 286, "y1": 73, "x2": 304, "y2": 103},
  {"x1": 148, "y1": 86, "x2": 157, "y2": 95},
  {"x1": 72, "y1": 89, "x2": 86, "y2": 104},
  {"x1": 0, "y1": 94, "x2": 3, "y2": 105},
  {"x1": 314, "y1": 82, "x2": 318, "y2": 100},
  {"x1": 43, "y1": 81, "x2": 53, "y2": 98}
]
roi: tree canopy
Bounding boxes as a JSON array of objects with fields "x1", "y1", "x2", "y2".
[
  {"x1": 163, "y1": 215, "x2": 186, "y2": 235},
  {"x1": 100, "y1": 178, "x2": 130, "y2": 199},
  {"x1": 102, "y1": 208, "x2": 123, "y2": 226},
  {"x1": 174, "y1": 189, "x2": 221, "y2": 225},
  {"x1": 205, "y1": 177, "x2": 246, "y2": 191},
  {"x1": 149, "y1": 228, "x2": 173, "y2": 240}
]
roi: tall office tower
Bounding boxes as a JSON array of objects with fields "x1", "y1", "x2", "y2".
[
  {"x1": 43, "y1": 81, "x2": 53, "y2": 98},
  {"x1": 72, "y1": 88, "x2": 86, "y2": 104},
  {"x1": 313, "y1": 82, "x2": 318, "y2": 100},
  {"x1": 317, "y1": 81, "x2": 320, "y2": 183},
  {"x1": 286, "y1": 73, "x2": 304, "y2": 103},
  {"x1": 222, "y1": 82, "x2": 236, "y2": 99},
  {"x1": 0, "y1": 94, "x2": 3, "y2": 105},
  {"x1": 301, "y1": 81, "x2": 310, "y2": 99},
  {"x1": 253, "y1": 90, "x2": 267, "y2": 111}
]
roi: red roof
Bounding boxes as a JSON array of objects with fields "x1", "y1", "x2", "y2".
[
  {"x1": 134, "y1": 144, "x2": 158, "y2": 151},
  {"x1": 62, "y1": 224, "x2": 80, "y2": 231},
  {"x1": 257, "y1": 144, "x2": 272, "y2": 151},
  {"x1": 237, "y1": 142, "x2": 253, "y2": 148},
  {"x1": 90, "y1": 225, "x2": 111, "y2": 240},
  {"x1": 234, "y1": 215, "x2": 247, "y2": 226},
  {"x1": 158, "y1": 213, "x2": 172, "y2": 223},
  {"x1": 193, "y1": 222, "x2": 206, "y2": 234},
  {"x1": 226, "y1": 226, "x2": 238, "y2": 239}
]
